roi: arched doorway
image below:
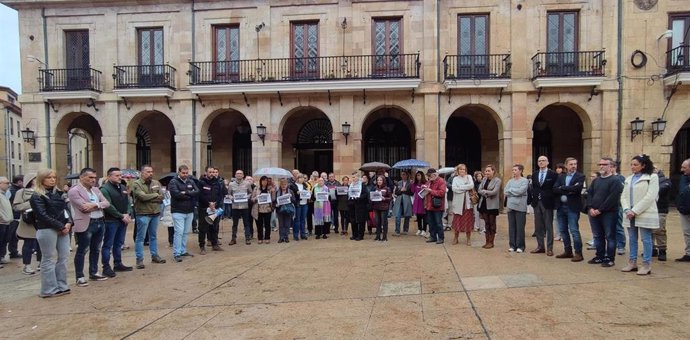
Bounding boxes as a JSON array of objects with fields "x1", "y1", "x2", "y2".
[
  {"x1": 126, "y1": 111, "x2": 176, "y2": 176},
  {"x1": 201, "y1": 110, "x2": 251, "y2": 177},
  {"x1": 532, "y1": 104, "x2": 584, "y2": 171},
  {"x1": 362, "y1": 108, "x2": 415, "y2": 179},
  {"x1": 445, "y1": 105, "x2": 500, "y2": 174},
  {"x1": 671, "y1": 118, "x2": 690, "y2": 198},
  {"x1": 281, "y1": 108, "x2": 333, "y2": 174},
  {"x1": 54, "y1": 112, "x2": 103, "y2": 177}
]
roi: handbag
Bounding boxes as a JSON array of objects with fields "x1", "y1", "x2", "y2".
[
  {"x1": 22, "y1": 209, "x2": 36, "y2": 225},
  {"x1": 432, "y1": 196, "x2": 442, "y2": 209},
  {"x1": 469, "y1": 189, "x2": 479, "y2": 206},
  {"x1": 278, "y1": 202, "x2": 295, "y2": 215}
]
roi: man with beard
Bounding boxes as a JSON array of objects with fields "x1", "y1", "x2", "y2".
[{"x1": 197, "y1": 166, "x2": 226, "y2": 254}]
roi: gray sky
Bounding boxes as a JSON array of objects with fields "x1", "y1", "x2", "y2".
[{"x1": 0, "y1": 4, "x2": 20, "y2": 94}]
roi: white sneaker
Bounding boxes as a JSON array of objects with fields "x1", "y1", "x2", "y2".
[
  {"x1": 424, "y1": 231, "x2": 430, "y2": 238},
  {"x1": 0, "y1": 258, "x2": 9, "y2": 264},
  {"x1": 508, "y1": 248, "x2": 515, "y2": 252},
  {"x1": 22, "y1": 265, "x2": 36, "y2": 275},
  {"x1": 76, "y1": 277, "x2": 89, "y2": 287},
  {"x1": 516, "y1": 248, "x2": 523, "y2": 253},
  {"x1": 416, "y1": 230, "x2": 422, "y2": 236}
]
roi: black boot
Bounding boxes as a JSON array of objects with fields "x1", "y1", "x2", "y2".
[{"x1": 658, "y1": 249, "x2": 667, "y2": 262}]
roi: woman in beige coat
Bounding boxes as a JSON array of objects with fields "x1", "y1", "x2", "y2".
[
  {"x1": 451, "y1": 164, "x2": 475, "y2": 245},
  {"x1": 12, "y1": 173, "x2": 41, "y2": 275},
  {"x1": 620, "y1": 155, "x2": 659, "y2": 275},
  {"x1": 478, "y1": 165, "x2": 502, "y2": 249}
]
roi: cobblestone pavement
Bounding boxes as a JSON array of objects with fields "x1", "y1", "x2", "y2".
[{"x1": 1, "y1": 211, "x2": 689, "y2": 339}]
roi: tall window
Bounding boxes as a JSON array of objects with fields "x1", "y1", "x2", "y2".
[
  {"x1": 16, "y1": 121, "x2": 20, "y2": 138},
  {"x1": 546, "y1": 11, "x2": 578, "y2": 73},
  {"x1": 457, "y1": 14, "x2": 489, "y2": 77},
  {"x1": 372, "y1": 17, "x2": 402, "y2": 74},
  {"x1": 213, "y1": 25, "x2": 240, "y2": 80},
  {"x1": 138, "y1": 27, "x2": 164, "y2": 86},
  {"x1": 65, "y1": 30, "x2": 90, "y2": 89},
  {"x1": 669, "y1": 14, "x2": 690, "y2": 68},
  {"x1": 291, "y1": 21, "x2": 319, "y2": 79},
  {"x1": 11, "y1": 141, "x2": 14, "y2": 159},
  {"x1": 136, "y1": 125, "x2": 151, "y2": 170},
  {"x1": 18, "y1": 143, "x2": 21, "y2": 160},
  {"x1": 9, "y1": 117, "x2": 13, "y2": 135}
]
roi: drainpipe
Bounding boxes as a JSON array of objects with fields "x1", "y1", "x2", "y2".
[
  {"x1": 436, "y1": 0, "x2": 442, "y2": 167},
  {"x1": 191, "y1": 0, "x2": 197, "y2": 172},
  {"x1": 42, "y1": 7, "x2": 52, "y2": 166},
  {"x1": 615, "y1": 0, "x2": 623, "y2": 162},
  {"x1": 4, "y1": 109, "x2": 10, "y2": 174}
]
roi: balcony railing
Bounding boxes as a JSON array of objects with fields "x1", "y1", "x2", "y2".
[
  {"x1": 531, "y1": 50, "x2": 606, "y2": 79},
  {"x1": 188, "y1": 53, "x2": 420, "y2": 85},
  {"x1": 666, "y1": 45, "x2": 690, "y2": 76},
  {"x1": 39, "y1": 68, "x2": 102, "y2": 92},
  {"x1": 113, "y1": 64, "x2": 177, "y2": 89},
  {"x1": 443, "y1": 54, "x2": 511, "y2": 80}
]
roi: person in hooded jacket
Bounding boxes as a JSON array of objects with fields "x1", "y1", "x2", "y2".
[{"x1": 12, "y1": 173, "x2": 42, "y2": 275}]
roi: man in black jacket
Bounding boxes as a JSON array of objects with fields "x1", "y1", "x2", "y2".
[
  {"x1": 100, "y1": 167, "x2": 134, "y2": 276},
  {"x1": 530, "y1": 156, "x2": 559, "y2": 256},
  {"x1": 652, "y1": 168, "x2": 671, "y2": 261},
  {"x1": 586, "y1": 158, "x2": 624, "y2": 267},
  {"x1": 553, "y1": 157, "x2": 586, "y2": 262},
  {"x1": 197, "y1": 166, "x2": 226, "y2": 254},
  {"x1": 168, "y1": 165, "x2": 199, "y2": 262}
]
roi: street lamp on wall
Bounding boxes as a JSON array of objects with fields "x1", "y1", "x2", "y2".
[
  {"x1": 21, "y1": 127, "x2": 36, "y2": 146},
  {"x1": 256, "y1": 124, "x2": 266, "y2": 146},
  {"x1": 630, "y1": 117, "x2": 644, "y2": 141},
  {"x1": 651, "y1": 118, "x2": 667, "y2": 142},
  {"x1": 342, "y1": 121, "x2": 351, "y2": 145}
]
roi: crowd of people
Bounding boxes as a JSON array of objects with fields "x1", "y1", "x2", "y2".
[{"x1": 1, "y1": 154, "x2": 689, "y2": 298}]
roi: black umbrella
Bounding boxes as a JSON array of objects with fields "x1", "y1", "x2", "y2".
[
  {"x1": 158, "y1": 172, "x2": 177, "y2": 186},
  {"x1": 65, "y1": 173, "x2": 80, "y2": 180}
]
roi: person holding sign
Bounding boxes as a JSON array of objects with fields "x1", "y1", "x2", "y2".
[
  {"x1": 293, "y1": 175, "x2": 309, "y2": 241},
  {"x1": 251, "y1": 176, "x2": 276, "y2": 244},
  {"x1": 228, "y1": 170, "x2": 253, "y2": 245},
  {"x1": 372, "y1": 176, "x2": 393, "y2": 241},
  {"x1": 325, "y1": 173, "x2": 341, "y2": 233},
  {"x1": 411, "y1": 171, "x2": 429, "y2": 237},
  {"x1": 336, "y1": 176, "x2": 350, "y2": 235},
  {"x1": 393, "y1": 171, "x2": 413, "y2": 236},
  {"x1": 312, "y1": 178, "x2": 332, "y2": 239},
  {"x1": 348, "y1": 174, "x2": 370, "y2": 241},
  {"x1": 275, "y1": 179, "x2": 297, "y2": 243}
]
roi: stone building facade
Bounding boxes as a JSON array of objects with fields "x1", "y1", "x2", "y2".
[
  {"x1": 0, "y1": 86, "x2": 23, "y2": 178},
  {"x1": 3, "y1": 0, "x2": 690, "y2": 188}
]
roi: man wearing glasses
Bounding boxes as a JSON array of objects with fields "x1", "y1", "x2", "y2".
[
  {"x1": 68, "y1": 168, "x2": 111, "y2": 286},
  {"x1": 530, "y1": 156, "x2": 558, "y2": 256},
  {"x1": 585, "y1": 158, "x2": 624, "y2": 268}
]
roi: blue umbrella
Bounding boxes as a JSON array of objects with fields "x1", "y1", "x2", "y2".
[{"x1": 392, "y1": 159, "x2": 430, "y2": 169}]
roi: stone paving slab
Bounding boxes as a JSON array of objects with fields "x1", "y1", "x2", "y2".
[{"x1": 1, "y1": 213, "x2": 690, "y2": 339}]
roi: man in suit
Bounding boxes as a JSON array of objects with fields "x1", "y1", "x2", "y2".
[
  {"x1": 68, "y1": 168, "x2": 111, "y2": 287},
  {"x1": 530, "y1": 156, "x2": 558, "y2": 256},
  {"x1": 553, "y1": 157, "x2": 586, "y2": 262}
]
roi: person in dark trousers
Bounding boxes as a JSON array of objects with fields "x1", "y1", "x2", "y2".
[
  {"x1": 337, "y1": 176, "x2": 351, "y2": 235},
  {"x1": 652, "y1": 167, "x2": 671, "y2": 261},
  {"x1": 325, "y1": 173, "x2": 341, "y2": 233},
  {"x1": 530, "y1": 156, "x2": 559, "y2": 256},
  {"x1": 99, "y1": 168, "x2": 134, "y2": 277},
  {"x1": 197, "y1": 166, "x2": 226, "y2": 254},
  {"x1": 585, "y1": 158, "x2": 624, "y2": 267},
  {"x1": 553, "y1": 157, "x2": 586, "y2": 262},
  {"x1": 348, "y1": 174, "x2": 370, "y2": 241},
  {"x1": 5, "y1": 175, "x2": 23, "y2": 259},
  {"x1": 372, "y1": 175, "x2": 392, "y2": 241}
]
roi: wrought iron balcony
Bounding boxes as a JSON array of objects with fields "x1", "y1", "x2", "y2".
[
  {"x1": 531, "y1": 50, "x2": 606, "y2": 79},
  {"x1": 443, "y1": 54, "x2": 511, "y2": 80},
  {"x1": 666, "y1": 45, "x2": 690, "y2": 76},
  {"x1": 188, "y1": 53, "x2": 420, "y2": 85},
  {"x1": 39, "y1": 68, "x2": 102, "y2": 92},
  {"x1": 113, "y1": 64, "x2": 177, "y2": 89}
]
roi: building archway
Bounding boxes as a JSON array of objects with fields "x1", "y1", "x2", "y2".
[
  {"x1": 671, "y1": 118, "x2": 690, "y2": 198},
  {"x1": 54, "y1": 112, "x2": 103, "y2": 177},
  {"x1": 281, "y1": 108, "x2": 332, "y2": 174},
  {"x1": 362, "y1": 107, "x2": 415, "y2": 179},
  {"x1": 445, "y1": 105, "x2": 501, "y2": 174},
  {"x1": 126, "y1": 111, "x2": 176, "y2": 176},
  {"x1": 532, "y1": 104, "x2": 584, "y2": 171},
  {"x1": 200, "y1": 109, "x2": 251, "y2": 176}
]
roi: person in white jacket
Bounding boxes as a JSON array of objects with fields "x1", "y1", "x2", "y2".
[{"x1": 451, "y1": 164, "x2": 475, "y2": 246}]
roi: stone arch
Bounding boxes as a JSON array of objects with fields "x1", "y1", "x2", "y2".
[
  {"x1": 280, "y1": 106, "x2": 333, "y2": 173},
  {"x1": 53, "y1": 111, "x2": 103, "y2": 178},
  {"x1": 361, "y1": 106, "x2": 416, "y2": 178},
  {"x1": 125, "y1": 110, "x2": 176, "y2": 175},
  {"x1": 444, "y1": 104, "x2": 502, "y2": 174},
  {"x1": 199, "y1": 108, "x2": 252, "y2": 176},
  {"x1": 532, "y1": 103, "x2": 592, "y2": 172}
]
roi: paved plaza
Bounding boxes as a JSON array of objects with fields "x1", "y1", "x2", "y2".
[{"x1": 1, "y1": 212, "x2": 690, "y2": 339}]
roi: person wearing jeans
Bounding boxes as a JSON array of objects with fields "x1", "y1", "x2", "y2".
[
  {"x1": 620, "y1": 154, "x2": 659, "y2": 275},
  {"x1": 68, "y1": 168, "x2": 111, "y2": 286},
  {"x1": 100, "y1": 167, "x2": 134, "y2": 277},
  {"x1": 586, "y1": 158, "x2": 624, "y2": 267},
  {"x1": 167, "y1": 165, "x2": 199, "y2": 262},
  {"x1": 293, "y1": 175, "x2": 309, "y2": 240},
  {"x1": 553, "y1": 157, "x2": 586, "y2": 262},
  {"x1": 131, "y1": 165, "x2": 166, "y2": 269}
]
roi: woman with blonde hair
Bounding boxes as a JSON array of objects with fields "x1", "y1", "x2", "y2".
[
  {"x1": 451, "y1": 164, "x2": 475, "y2": 245},
  {"x1": 30, "y1": 169, "x2": 72, "y2": 298}
]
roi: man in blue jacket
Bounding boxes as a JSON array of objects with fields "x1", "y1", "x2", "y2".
[{"x1": 553, "y1": 157, "x2": 586, "y2": 262}]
